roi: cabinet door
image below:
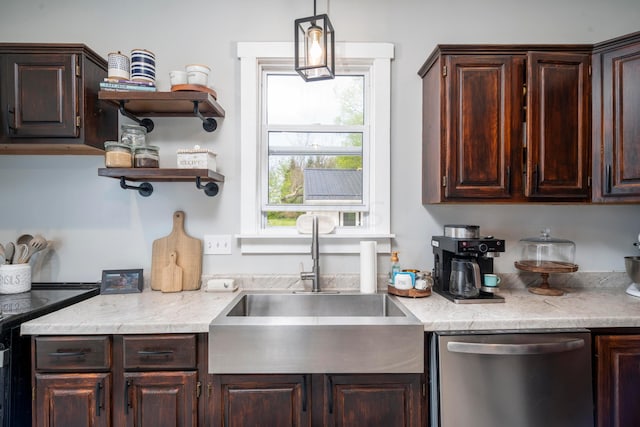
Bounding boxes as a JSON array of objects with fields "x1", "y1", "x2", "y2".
[
  {"x1": 325, "y1": 374, "x2": 423, "y2": 427},
  {"x1": 211, "y1": 374, "x2": 310, "y2": 427},
  {"x1": 443, "y1": 55, "x2": 520, "y2": 200},
  {"x1": 3, "y1": 53, "x2": 78, "y2": 138},
  {"x1": 595, "y1": 335, "x2": 640, "y2": 427},
  {"x1": 124, "y1": 371, "x2": 198, "y2": 427},
  {"x1": 526, "y1": 52, "x2": 591, "y2": 199},
  {"x1": 34, "y1": 372, "x2": 110, "y2": 427},
  {"x1": 597, "y1": 41, "x2": 640, "y2": 200}
]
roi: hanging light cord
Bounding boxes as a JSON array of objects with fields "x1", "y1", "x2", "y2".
[{"x1": 313, "y1": 0, "x2": 317, "y2": 15}]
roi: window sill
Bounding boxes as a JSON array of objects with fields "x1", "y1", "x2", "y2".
[{"x1": 236, "y1": 233, "x2": 394, "y2": 254}]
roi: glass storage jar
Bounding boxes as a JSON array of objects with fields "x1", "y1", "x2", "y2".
[
  {"x1": 104, "y1": 141, "x2": 132, "y2": 168},
  {"x1": 518, "y1": 229, "x2": 576, "y2": 267},
  {"x1": 134, "y1": 145, "x2": 160, "y2": 168},
  {"x1": 120, "y1": 124, "x2": 148, "y2": 148}
]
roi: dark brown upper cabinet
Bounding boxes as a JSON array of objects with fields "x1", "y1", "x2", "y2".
[
  {"x1": 0, "y1": 43, "x2": 117, "y2": 154},
  {"x1": 419, "y1": 44, "x2": 592, "y2": 203},
  {"x1": 592, "y1": 31, "x2": 640, "y2": 203}
]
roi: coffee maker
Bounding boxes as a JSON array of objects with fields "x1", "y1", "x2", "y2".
[{"x1": 432, "y1": 225, "x2": 506, "y2": 303}]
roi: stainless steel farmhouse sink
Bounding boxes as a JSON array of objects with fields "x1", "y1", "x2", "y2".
[{"x1": 209, "y1": 292, "x2": 424, "y2": 374}]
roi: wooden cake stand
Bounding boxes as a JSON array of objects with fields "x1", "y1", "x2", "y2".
[{"x1": 514, "y1": 260, "x2": 578, "y2": 296}]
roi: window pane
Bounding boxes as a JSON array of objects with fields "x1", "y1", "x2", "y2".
[
  {"x1": 268, "y1": 155, "x2": 363, "y2": 206},
  {"x1": 265, "y1": 210, "x2": 362, "y2": 228},
  {"x1": 267, "y1": 75, "x2": 364, "y2": 125},
  {"x1": 269, "y1": 132, "x2": 362, "y2": 154}
]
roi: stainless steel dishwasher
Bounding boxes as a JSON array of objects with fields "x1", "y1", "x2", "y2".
[{"x1": 430, "y1": 330, "x2": 594, "y2": 427}]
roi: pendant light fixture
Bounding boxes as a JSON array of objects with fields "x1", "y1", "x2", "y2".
[{"x1": 294, "y1": 0, "x2": 335, "y2": 81}]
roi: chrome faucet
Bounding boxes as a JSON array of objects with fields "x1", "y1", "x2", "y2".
[{"x1": 300, "y1": 215, "x2": 321, "y2": 292}]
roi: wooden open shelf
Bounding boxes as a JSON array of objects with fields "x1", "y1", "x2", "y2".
[
  {"x1": 98, "y1": 168, "x2": 224, "y2": 182},
  {"x1": 98, "y1": 168, "x2": 224, "y2": 197},
  {"x1": 98, "y1": 91, "x2": 225, "y2": 118}
]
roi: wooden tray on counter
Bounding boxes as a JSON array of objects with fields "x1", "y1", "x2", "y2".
[{"x1": 387, "y1": 285, "x2": 431, "y2": 298}]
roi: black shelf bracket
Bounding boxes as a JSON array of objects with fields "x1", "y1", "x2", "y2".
[
  {"x1": 118, "y1": 101, "x2": 155, "y2": 133},
  {"x1": 119, "y1": 177, "x2": 153, "y2": 197},
  {"x1": 193, "y1": 101, "x2": 218, "y2": 132},
  {"x1": 195, "y1": 176, "x2": 219, "y2": 197}
]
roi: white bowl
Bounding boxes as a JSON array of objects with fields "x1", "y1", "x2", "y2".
[
  {"x1": 186, "y1": 64, "x2": 211, "y2": 74},
  {"x1": 169, "y1": 70, "x2": 188, "y2": 86},
  {"x1": 187, "y1": 70, "x2": 208, "y2": 86}
]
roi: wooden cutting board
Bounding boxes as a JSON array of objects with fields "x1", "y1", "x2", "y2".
[
  {"x1": 151, "y1": 211, "x2": 202, "y2": 291},
  {"x1": 161, "y1": 252, "x2": 183, "y2": 293}
]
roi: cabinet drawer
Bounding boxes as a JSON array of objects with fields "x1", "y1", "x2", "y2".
[
  {"x1": 35, "y1": 336, "x2": 111, "y2": 372},
  {"x1": 123, "y1": 334, "x2": 196, "y2": 370}
]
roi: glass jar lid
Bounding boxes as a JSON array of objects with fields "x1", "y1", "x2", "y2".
[
  {"x1": 134, "y1": 145, "x2": 159, "y2": 154},
  {"x1": 518, "y1": 229, "x2": 576, "y2": 266},
  {"x1": 104, "y1": 141, "x2": 132, "y2": 152}
]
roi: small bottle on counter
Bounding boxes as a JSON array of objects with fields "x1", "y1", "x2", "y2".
[
  {"x1": 389, "y1": 251, "x2": 401, "y2": 285},
  {"x1": 134, "y1": 145, "x2": 160, "y2": 168},
  {"x1": 104, "y1": 141, "x2": 132, "y2": 168}
]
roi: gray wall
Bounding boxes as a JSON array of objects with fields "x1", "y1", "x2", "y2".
[{"x1": 1, "y1": 0, "x2": 639, "y2": 282}]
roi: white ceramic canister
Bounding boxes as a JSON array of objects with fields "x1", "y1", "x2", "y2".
[
  {"x1": 130, "y1": 49, "x2": 156, "y2": 84},
  {"x1": 0, "y1": 263, "x2": 31, "y2": 294},
  {"x1": 108, "y1": 51, "x2": 130, "y2": 80}
]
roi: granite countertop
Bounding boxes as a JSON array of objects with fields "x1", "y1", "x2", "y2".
[
  {"x1": 20, "y1": 289, "x2": 238, "y2": 335},
  {"x1": 399, "y1": 287, "x2": 640, "y2": 331},
  {"x1": 20, "y1": 282, "x2": 640, "y2": 336}
]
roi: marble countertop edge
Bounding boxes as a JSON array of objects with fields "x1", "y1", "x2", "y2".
[{"x1": 20, "y1": 281, "x2": 640, "y2": 336}]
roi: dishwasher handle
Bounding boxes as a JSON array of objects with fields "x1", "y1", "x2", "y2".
[{"x1": 446, "y1": 337, "x2": 585, "y2": 355}]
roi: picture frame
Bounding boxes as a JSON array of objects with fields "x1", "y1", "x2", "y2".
[{"x1": 100, "y1": 269, "x2": 144, "y2": 294}]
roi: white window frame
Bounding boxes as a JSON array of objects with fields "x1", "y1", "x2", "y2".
[{"x1": 237, "y1": 42, "x2": 394, "y2": 254}]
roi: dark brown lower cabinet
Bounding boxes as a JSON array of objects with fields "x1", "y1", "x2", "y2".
[
  {"x1": 125, "y1": 371, "x2": 198, "y2": 427},
  {"x1": 34, "y1": 372, "x2": 111, "y2": 427},
  {"x1": 595, "y1": 335, "x2": 640, "y2": 427},
  {"x1": 33, "y1": 334, "x2": 205, "y2": 427},
  {"x1": 210, "y1": 374, "x2": 310, "y2": 427},
  {"x1": 209, "y1": 373, "x2": 424, "y2": 427},
  {"x1": 326, "y1": 374, "x2": 423, "y2": 427}
]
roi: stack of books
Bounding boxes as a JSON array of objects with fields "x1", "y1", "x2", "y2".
[{"x1": 99, "y1": 78, "x2": 157, "y2": 92}]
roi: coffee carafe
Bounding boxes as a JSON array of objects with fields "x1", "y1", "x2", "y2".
[{"x1": 449, "y1": 258, "x2": 481, "y2": 298}]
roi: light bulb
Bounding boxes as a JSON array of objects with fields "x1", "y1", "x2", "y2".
[{"x1": 307, "y1": 25, "x2": 324, "y2": 66}]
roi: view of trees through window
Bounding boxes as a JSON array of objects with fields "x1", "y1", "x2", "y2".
[{"x1": 265, "y1": 74, "x2": 366, "y2": 227}]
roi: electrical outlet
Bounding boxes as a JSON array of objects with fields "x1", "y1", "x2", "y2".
[{"x1": 204, "y1": 234, "x2": 232, "y2": 255}]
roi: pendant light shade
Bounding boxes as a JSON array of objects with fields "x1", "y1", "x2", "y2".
[{"x1": 294, "y1": 0, "x2": 335, "y2": 81}]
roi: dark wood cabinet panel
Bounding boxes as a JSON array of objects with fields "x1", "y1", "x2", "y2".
[
  {"x1": 123, "y1": 334, "x2": 197, "y2": 370},
  {"x1": 419, "y1": 44, "x2": 591, "y2": 203},
  {"x1": 209, "y1": 373, "x2": 424, "y2": 427},
  {"x1": 595, "y1": 335, "x2": 640, "y2": 427},
  {"x1": 210, "y1": 374, "x2": 310, "y2": 427},
  {"x1": 592, "y1": 31, "x2": 640, "y2": 202},
  {"x1": 124, "y1": 371, "x2": 198, "y2": 427},
  {"x1": 4, "y1": 53, "x2": 78, "y2": 138},
  {"x1": 443, "y1": 55, "x2": 519, "y2": 199},
  {"x1": 34, "y1": 335, "x2": 111, "y2": 372},
  {"x1": 326, "y1": 374, "x2": 423, "y2": 427},
  {"x1": 34, "y1": 372, "x2": 111, "y2": 427},
  {"x1": 0, "y1": 43, "x2": 117, "y2": 154},
  {"x1": 526, "y1": 51, "x2": 591, "y2": 199}
]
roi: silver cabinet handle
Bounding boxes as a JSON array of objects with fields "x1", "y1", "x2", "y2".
[{"x1": 447, "y1": 338, "x2": 584, "y2": 355}]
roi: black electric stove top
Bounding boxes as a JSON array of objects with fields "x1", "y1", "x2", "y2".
[
  {"x1": 0, "y1": 282, "x2": 100, "y2": 427},
  {"x1": 0, "y1": 282, "x2": 99, "y2": 332}
]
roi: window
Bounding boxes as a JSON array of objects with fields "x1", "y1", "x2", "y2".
[{"x1": 238, "y1": 43, "x2": 393, "y2": 254}]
